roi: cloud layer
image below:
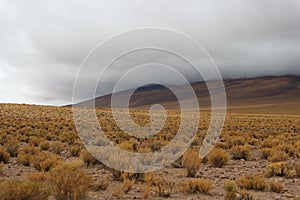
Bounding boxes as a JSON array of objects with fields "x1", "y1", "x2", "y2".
[{"x1": 0, "y1": 0, "x2": 299, "y2": 105}]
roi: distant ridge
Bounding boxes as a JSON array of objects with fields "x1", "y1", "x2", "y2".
[{"x1": 73, "y1": 75, "x2": 300, "y2": 114}]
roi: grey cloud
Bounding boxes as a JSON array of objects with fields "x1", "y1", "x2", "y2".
[{"x1": 0, "y1": 0, "x2": 299, "y2": 105}]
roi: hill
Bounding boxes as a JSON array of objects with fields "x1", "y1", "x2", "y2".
[{"x1": 75, "y1": 76, "x2": 300, "y2": 115}]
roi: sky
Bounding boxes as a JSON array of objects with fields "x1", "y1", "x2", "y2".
[{"x1": 0, "y1": 0, "x2": 300, "y2": 105}]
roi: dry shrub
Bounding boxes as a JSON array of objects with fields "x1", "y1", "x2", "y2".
[
  {"x1": 226, "y1": 136, "x2": 246, "y2": 148},
  {"x1": 181, "y1": 178, "x2": 212, "y2": 194},
  {"x1": 140, "y1": 183, "x2": 150, "y2": 199},
  {"x1": 0, "y1": 146, "x2": 10, "y2": 163},
  {"x1": 69, "y1": 146, "x2": 81, "y2": 157},
  {"x1": 224, "y1": 180, "x2": 238, "y2": 200},
  {"x1": 0, "y1": 179, "x2": 50, "y2": 200},
  {"x1": 230, "y1": 145, "x2": 251, "y2": 160},
  {"x1": 143, "y1": 172, "x2": 155, "y2": 185},
  {"x1": 17, "y1": 146, "x2": 37, "y2": 166},
  {"x1": 152, "y1": 175, "x2": 173, "y2": 198},
  {"x1": 268, "y1": 151, "x2": 288, "y2": 163},
  {"x1": 112, "y1": 186, "x2": 123, "y2": 198},
  {"x1": 93, "y1": 177, "x2": 109, "y2": 191},
  {"x1": 265, "y1": 162, "x2": 295, "y2": 178},
  {"x1": 81, "y1": 150, "x2": 98, "y2": 166},
  {"x1": 269, "y1": 180, "x2": 284, "y2": 193},
  {"x1": 207, "y1": 148, "x2": 230, "y2": 168},
  {"x1": 32, "y1": 151, "x2": 61, "y2": 171},
  {"x1": 0, "y1": 163, "x2": 3, "y2": 175},
  {"x1": 26, "y1": 171, "x2": 46, "y2": 182},
  {"x1": 260, "y1": 148, "x2": 272, "y2": 159},
  {"x1": 28, "y1": 137, "x2": 41, "y2": 147},
  {"x1": 4, "y1": 138, "x2": 19, "y2": 157},
  {"x1": 239, "y1": 189, "x2": 254, "y2": 200},
  {"x1": 295, "y1": 163, "x2": 300, "y2": 177},
  {"x1": 182, "y1": 148, "x2": 202, "y2": 177},
  {"x1": 51, "y1": 141, "x2": 64, "y2": 154},
  {"x1": 237, "y1": 174, "x2": 267, "y2": 191},
  {"x1": 39, "y1": 141, "x2": 50, "y2": 151},
  {"x1": 122, "y1": 177, "x2": 135, "y2": 194},
  {"x1": 17, "y1": 153, "x2": 31, "y2": 166},
  {"x1": 47, "y1": 160, "x2": 93, "y2": 200}
]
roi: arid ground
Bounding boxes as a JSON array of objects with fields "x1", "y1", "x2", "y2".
[{"x1": 0, "y1": 103, "x2": 299, "y2": 200}]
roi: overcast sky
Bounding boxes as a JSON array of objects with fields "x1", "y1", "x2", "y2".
[{"x1": 0, "y1": 0, "x2": 300, "y2": 105}]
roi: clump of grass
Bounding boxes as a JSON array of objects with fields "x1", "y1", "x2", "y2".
[
  {"x1": 0, "y1": 179, "x2": 50, "y2": 200},
  {"x1": 93, "y1": 178, "x2": 109, "y2": 191},
  {"x1": 4, "y1": 138, "x2": 19, "y2": 157},
  {"x1": 69, "y1": 146, "x2": 81, "y2": 157},
  {"x1": 295, "y1": 163, "x2": 300, "y2": 177},
  {"x1": 81, "y1": 150, "x2": 98, "y2": 166},
  {"x1": 122, "y1": 177, "x2": 135, "y2": 194},
  {"x1": 207, "y1": 148, "x2": 230, "y2": 168},
  {"x1": 230, "y1": 145, "x2": 251, "y2": 160},
  {"x1": 237, "y1": 174, "x2": 267, "y2": 191},
  {"x1": 51, "y1": 141, "x2": 64, "y2": 154},
  {"x1": 47, "y1": 160, "x2": 93, "y2": 200},
  {"x1": 32, "y1": 151, "x2": 61, "y2": 171},
  {"x1": 182, "y1": 148, "x2": 202, "y2": 177},
  {"x1": 151, "y1": 174, "x2": 173, "y2": 198},
  {"x1": 0, "y1": 146, "x2": 10, "y2": 163},
  {"x1": 265, "y1": 162, "x2": 295, "y2": 178},
  {"x1": 180, "y1": 178, "x2": 212, "y2": 194},
  {"x1": 239, "y1": 189, "x2": 254, "y2": 200},
  {"x1": 269, "y1": 180, "x2": 284, "y2": 193},
  {"x1": 267, "y1": 150, "x2": 288, "y2": 163},
  {"x1": 39, "y1": 141, "x2": 50, "y2": 151},
  {"x1": 224, "y1": 180, "x2": 238, "y2": 200}
]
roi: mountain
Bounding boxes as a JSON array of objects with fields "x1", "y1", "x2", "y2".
[{"x1": 74, "y1": 76, "x2": 300, "y2": 114}]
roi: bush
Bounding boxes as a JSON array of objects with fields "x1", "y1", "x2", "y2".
[
  {"x1": 51, "y1": 141, "x2": 64, "y2": 154},
  {"x1": 39, "y1": 141, "x2": 50, "y2": 151},
  {"x1": 207, "y1": 148, "x2": 230, "y2": 168},
  {"x1": 81, "y1": 150, "x2": 98, "y2": 166},
  {"x1": 69, "y1": 146, "x2": 81, "y2": 157},
  {"x1": 268, "y1": 151, "x2": 288, "y2": 163},
  {"x1": 224, "y1": 180, "x2": 238, "y2": 200},
  {"x1": 4, "y1": 138, "x2": 19, "y2": 157},
  {"x1": 92, "y1": 178, "x2": 109, "y2": 191},
  {"x1": 32, "y1": 151, "x2": 61, "y2": 171},
  {"x1": 295, "y1": 163, "x2": 300, "y2": 177},
  {"x1": 230, "y1": 145, "x2": 251, "y2": 160},
  {"x1": 17, "y1": 153, "x2": 31, "y2": 166},
  {"x1": 47, "y1": 160, "x2": 93, "y2": 200},
  {"x1": 182, "y1": 148, "x2": 202, "y2": 177},
  {"x1": 0, "y1": 179, "x2": 50, "y2": 200},
  {"x1": 181, "y1": 178, "x2": 212, "y2": 194},
  {"x1": 269, "y1": 180, "x2": 284, "y2": 193},
  {"x1": 260, "y1": 148, "x2": 272, "y2": 159},
  {"x1": 28, "y1": 137, "x2": 41, "y2": 147},
  {"x1": 153, "y1": 175, "x2": 173, "y2": 198},
  {"x1": 265, "y1": 162, "x2": 295, "y2": 178},
  {"x1": 0, "y1": 163, "x2": 3, "y2": 175},
  {"x1": 0, "y1": 146, "x2": 10, "y2": 163},
  {"x1": 237, "y1": 174, "x2": 267, "y2": 191},
  {"x1": 122, "y1": 177, "x2": 135, "y2": 194}
]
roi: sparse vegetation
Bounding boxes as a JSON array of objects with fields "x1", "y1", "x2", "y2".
[{"x1": 0, "y1": 104, "x2": 299, "y2": 199}]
